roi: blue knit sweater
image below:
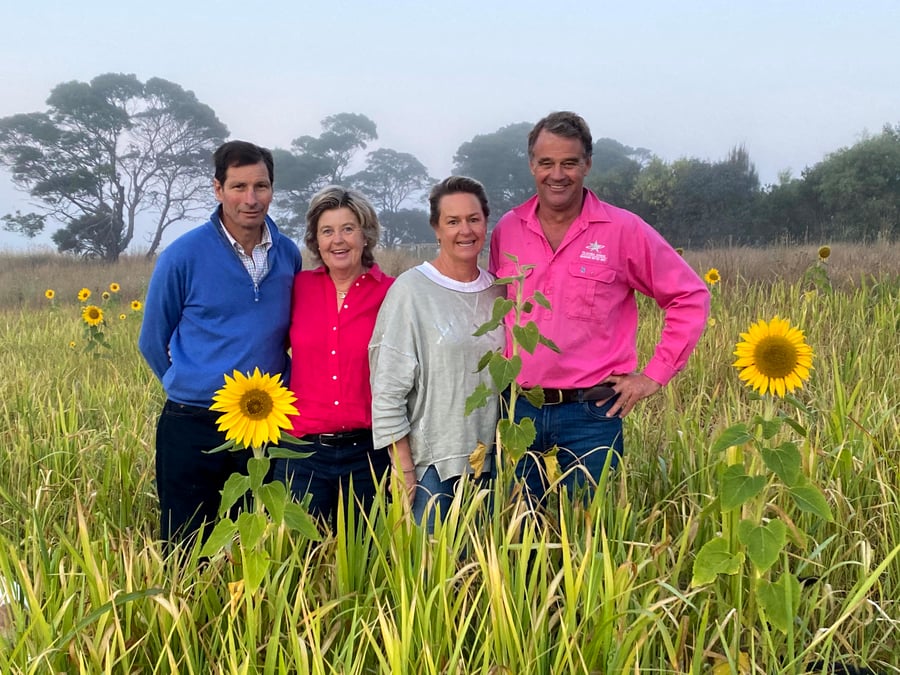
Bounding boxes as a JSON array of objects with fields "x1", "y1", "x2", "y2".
[{"x1": 139, "y1": 211, "x2": 302, "y2": 406}]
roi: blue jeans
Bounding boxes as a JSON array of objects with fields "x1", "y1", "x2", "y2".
[
  {"x1": 413, "y1": 465, "x2": 492, "y2": 533},
  {"x1": 512, "y1": 395, "x2": 624, "y2": 506},
  {"x1": 274, "y1": 434, "x2": 390, "y2": 531}
]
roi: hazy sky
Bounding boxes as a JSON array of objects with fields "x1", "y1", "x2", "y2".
[{"x1": 2, "y1": 0, "x2": 898, "y2": 250}]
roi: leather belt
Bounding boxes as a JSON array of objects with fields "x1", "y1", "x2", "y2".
[
  {"x1": 525, "y1": 383, "x2": 616, "y2": 405},
  {"x1": 301, "y1": 429, "x2": 372, "y2": 447}
]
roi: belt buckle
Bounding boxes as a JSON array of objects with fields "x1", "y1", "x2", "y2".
[{"x1": 544, "y1": 388, "x2": 564, "y2": 405}]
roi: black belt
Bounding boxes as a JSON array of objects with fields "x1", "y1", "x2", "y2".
[
  {"x1": 301, "y1": 429, "x2": 372, "y2": 447},
  {"x1": 525, "y1": 383, "x2": 616, "y2": 405}
]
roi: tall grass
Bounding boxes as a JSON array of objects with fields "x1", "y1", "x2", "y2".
[{"x1": 0, "y1": 247, "x2": 898, "y2": 673}]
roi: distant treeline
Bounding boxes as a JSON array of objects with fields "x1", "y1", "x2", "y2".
[{"x1": 1, "y1": 73, "x2": 897, "y2": 261}]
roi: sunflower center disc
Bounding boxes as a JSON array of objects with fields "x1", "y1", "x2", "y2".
[{"x1": 754, "y1": 336, "x2": 798, "y2": 379}]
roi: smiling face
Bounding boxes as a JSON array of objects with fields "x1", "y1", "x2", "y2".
[
  {"x1": 529, "y1": 130, "x2": 591, "y2": 217},
  {"x1": 315, "y1": 207, "x2": 366, "y2": 277},
  {"x1": 213, "y1": 161, "x2": 273, "y2": 239},
  {"x1": 433, "y1": 192, "x2": 487, "y2": 272}
]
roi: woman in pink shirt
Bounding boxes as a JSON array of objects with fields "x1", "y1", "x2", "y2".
[{"x1": 275, "y1": 186, "x2": 394, "y2": 530}]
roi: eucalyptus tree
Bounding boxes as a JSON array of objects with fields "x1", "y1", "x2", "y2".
[{"x1": 0, "y1": 73, "x2": 227, "y2": 260}]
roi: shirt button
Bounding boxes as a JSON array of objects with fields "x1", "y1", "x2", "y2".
[
  {"x1": 333, "y1": 326, "x2": 337, "y2": 331},
  {"x1": 331, "y1": 350, "x2": 336, "y2": 355},
  {"x1": 334, "y1": 401, "x2": 339, "y2": 405},
  {"x1": 332, "y1": 375, "x2": 337, "y2": 380}
]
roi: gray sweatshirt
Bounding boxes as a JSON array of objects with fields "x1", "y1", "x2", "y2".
[{"x1": 369, "y1": 264, "x2": 505, "y2": 481}]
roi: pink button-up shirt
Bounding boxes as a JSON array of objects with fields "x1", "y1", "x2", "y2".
[
  {"x1": 287, "y1": 264, "x2": 393, "y2": 435},
  {"x1": 489, "y1": 190, "x2": 709, "y2": 389}
]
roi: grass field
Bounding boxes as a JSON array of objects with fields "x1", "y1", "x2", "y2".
[{"x1": 0, "y1": 243, "x2": 898, "y2": 673}]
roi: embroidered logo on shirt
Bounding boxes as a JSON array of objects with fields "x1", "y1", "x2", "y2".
[{"x1": 579, "y1": 241, "x2": 607, "y2": 262}]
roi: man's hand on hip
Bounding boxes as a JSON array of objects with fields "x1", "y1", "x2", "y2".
[{"x1": 599, "y1": 372, "x2": 661, "y2": 418}]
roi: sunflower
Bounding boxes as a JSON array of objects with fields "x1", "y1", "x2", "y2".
[
  {"x1": 817, "y1": 245, "x2": 831, "y2": 261},
  {"x1": 45, "y1": 289, "x2": 55, "y2": 300},
  {"x1": 704, "y1": 268, "x2": 721, "y2": 285},
  {"x1": 109, "y1": 282, "x2": 120, "y2": 293},
  {"x1": 68, "y1": 341, "x2": 76, "y2": 349},
  {"x1": 119, "y1": 313, "x2": 127, "y2": 321},
  {"x1": 82, "y1": 304, "x2": 104, "y2": 327},
  {"x1": 733, "y1": 316, "x2": 813, "y2": 397},
  {"x1": 77, "y1": 288, "x2": 91, "y2": 302},
  {"x1": 130, "y1": 300, "x2": 143, "y2": 311},
  {"x1": 210, "y1": 368, "x2": 299, "y2": 449},
  {"x1": 102, "y1": 291, "x2": 111, "y2": 301},
  {"x1": 675, "y1": 247, "x2": 684, "y2": 256}
]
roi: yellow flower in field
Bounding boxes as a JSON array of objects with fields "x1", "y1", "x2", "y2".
[
  {"x1": 818, "y1": 245, "x2": 831, "y2": 261},
  {"x1": 119, "y1": 313, "x2": 127, "y2": 321},
  {"x1": 704, "y1": 268, "x2": 721, "y2": 285},
  {"x1": 68, "y1": 341, "x2": 76, "y2": 349},
  {"x1": 733, "y1": 316, "x2": 813, "y2": 398},
  {"x1": 109, "y1": 282, "x2": 120, "y2": 293},
  {"x1": 45, "y1": 289, "x2": 55, "y2": 300},
  {"x1": 210, "y1": 368, "x2": 299, "y2": 449},
  {"x1": 675, "y1": 247, "x2": 684, "y2": 256},
  {"x1": 130, "y1": 300, "x2": 143, "y2": 311},
  {"x1": 707, "y1": 316, "x2": 717, "y2": 327},
  {"x1": 81, "y1": 304, "x2": 104, "y2": 327},
  {"x1": 102, "y1": 291, "x2": 111, "y2": 301},
  {"x1": 77, "y1": 287, "x2": 91, "y2": 302}
]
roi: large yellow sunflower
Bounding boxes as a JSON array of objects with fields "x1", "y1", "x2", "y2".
[
  {"x1": 733, "y1": 316, "x2": 813, "y2": 397},
  {"x1": 210, "y1": 368, "x2": 299, "y2": 449},
  {"x1": 77, "y1": 288, "x2": 91, "y2": 302},
  {"x1": 704, "y1": 268, "x2": 721, "y2": 285},
  {"x1": 82, "y1": 304, "x2": 104, "y2": 327}
]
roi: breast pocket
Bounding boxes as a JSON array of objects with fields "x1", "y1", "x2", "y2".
[{"x1": 565, "y1": 263, "x2": 616, "y2": 321}]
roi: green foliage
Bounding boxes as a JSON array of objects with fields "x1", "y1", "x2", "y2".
[
  {"x1": 1, "y1": 254, "x2": 899, "y2": 671},
  {"x1": 466, "y1": 254, "x2": 559, "y2": 463},
  {"x1": 0, "y1": 73, "x2": 227, "y2": 260},
  {"x1": 452, "y1": 122, "x2": 535, "y2": 223}
]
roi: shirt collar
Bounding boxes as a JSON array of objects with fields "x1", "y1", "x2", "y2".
[{"x1": 219, "y1": 217, "x2": 272, "y2": 253}]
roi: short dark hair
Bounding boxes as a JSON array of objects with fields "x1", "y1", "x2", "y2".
[
  {"x1": 304, "y1": 186, "x2": 380, "y2": 269},
  {"x1": 213, "y1": 140, "x2": 275, "y2": 185},
  {"x1": 527, "y1": 111, "x2": 593, "y2": 159},
  {"x1": 428, "y1": 176, "x2": 490, "y2": 227}
]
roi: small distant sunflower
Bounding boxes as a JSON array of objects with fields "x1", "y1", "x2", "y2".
[
  {"x1": 704, "y1": 268, "x2": 721, "y2": 285},
  {"x1": 119, "y1": 313, "x2": 127, "y2": 321},
  {"x1": 675, "y1": 247, "x2": 685, "y2": 256},
  {"x1": 210, "y1": 368, "x2": 299, "y2": 449},
  {"x1": 817, "y1": 245, "x2": 831, "y2": 261},
  {"x1": 45, "y1": 289, "x2": 55, "y2": 300},
  {"x1": 77, "y1": 288, "x2": 91, "y2": 302},
  {"x1": 102, "y1": 291, "x2": 111, "y2": 301},
  {"x1": 109, "y1": 282, "x2": 120, "y2": 293},
  {"x1": 707, "y1": 316, "x2": 717, "y2": 327},
  {"x1": 130, "y1": 300, "x2": 143, "y2": 311},
  {"x1": 82, "y1": 304, "x2": 104, "y2": 327},
  {"x1": 68, "y1": 341, "x2": 76, "y2": 349},
  {"x1": 733, "y1": 316, "x2": 813, "y2": 398}
]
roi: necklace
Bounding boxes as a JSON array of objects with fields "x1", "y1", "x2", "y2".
[{"x1": 337, "y1": 290, "x2": 348, "y2": 299}]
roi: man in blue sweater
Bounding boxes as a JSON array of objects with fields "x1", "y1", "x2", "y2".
[{"x1": 139, "y1": 141, "x2": 302, "y2": 546}]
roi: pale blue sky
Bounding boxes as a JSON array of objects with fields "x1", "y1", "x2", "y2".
[{"x1": 2, "y1": 0, "x2": 898, "y2": 249}]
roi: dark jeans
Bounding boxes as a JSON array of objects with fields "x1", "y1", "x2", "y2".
[
  {"x1": 273, "y1": 433, "x2": 390, "y2": 531},
  {"x1": 413, "y1": 465, "x2": 493, "y2": 534},
  {"x1": 155, "y1": 400, "x2": 256, "y2": 545},
  {"x1": 512, "y1": 395, "x2": 624, "y2": 506}
]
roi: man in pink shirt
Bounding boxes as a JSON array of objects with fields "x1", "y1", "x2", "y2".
[{"x1": 489, "y1": 111, "x2": 709, "y2": 504}]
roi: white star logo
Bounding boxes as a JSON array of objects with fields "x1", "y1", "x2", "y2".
[{"x1": 587, "y1": 241, "x2": 604, "y2": 252}]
